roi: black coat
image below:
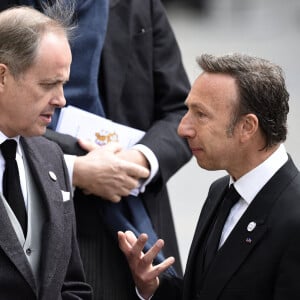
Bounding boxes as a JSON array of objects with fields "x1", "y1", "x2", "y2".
[
  {"x1": 0, "y1": 0, "x2": 192, "y2": 298},
  {"x1": 154, "y1": 158, "x2": 300, "y2": 300},
  {"x1": 54, "y1": 1, "x2": 191, "y2": 298}
]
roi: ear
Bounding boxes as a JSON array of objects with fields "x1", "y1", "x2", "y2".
[
  {"x1": 0, "y1": 64, "x2": 9, "y2": 89},
  {"x1": 239, "y1": 113, "x2": 259, "y2": 142}
]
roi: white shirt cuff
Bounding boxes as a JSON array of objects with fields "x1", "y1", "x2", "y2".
[
  {"x1": 131, "y1": 144, "x2": 159, "y2": 193},
  {"x1": 135, "y1": 286, "x2": 153, "y2": 300}
]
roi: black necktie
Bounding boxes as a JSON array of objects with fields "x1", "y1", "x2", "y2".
[
  {"x1": 204, "y1": 184, "x2": 240, "y2": 270},
  {"x1": 1, "y1": 139, "x2": 27, "y2": 235}
]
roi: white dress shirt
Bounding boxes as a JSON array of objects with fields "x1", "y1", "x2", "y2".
[
  {"x1": 219, "y1": 143, "x2": 288, "y2": 248},
  {"x1": 0, "y1": 132, "x2": 27, "y2": 209}
]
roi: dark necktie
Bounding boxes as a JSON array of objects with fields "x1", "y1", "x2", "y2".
[
  {"x1": 204, "y1": 184, "x2": 240, "y2": 270},
  {"x1": 1, "y1": 139, "x2": 27, "y2": 235}
]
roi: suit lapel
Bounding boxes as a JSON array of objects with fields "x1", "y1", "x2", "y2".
[
  {"x1": 200, "y1": 201, "x2": 268, "y2": 299},
  {"x1": 183, "y1": 178, "x2": 229, "y2": 298},
  {"x1": 198, "y1": 158, "x2": 298, "y2": 299},
  {"x1": 0, "y1": 194, "x2": 36, "y2": 292},
  {"x1": 21, "y1": 138, "x2": 65, "y2": 290}
]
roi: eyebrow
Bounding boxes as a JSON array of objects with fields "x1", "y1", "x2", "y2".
[
  {"x1": 185, "y1": 100, "x2": 203, "y2": 110},
  {"x1": 40, "y1": 78, "x2": 69, "y2": 84}
]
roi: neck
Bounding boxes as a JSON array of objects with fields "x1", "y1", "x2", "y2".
[{"x1": 230, "y1": 144, "x2": 280, "y2": 180}]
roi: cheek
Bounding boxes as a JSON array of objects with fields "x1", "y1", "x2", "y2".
[
  {"x1": 15, "y1": 104, "x2": 41, "y2": 132},
  {"x1": 203, "y1": 130, "x2": 229, "y2": 157}
]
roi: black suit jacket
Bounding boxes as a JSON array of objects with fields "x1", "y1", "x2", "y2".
[
  {"x1": 58, "y1": 1, "x2": 191, "y2": 297},
  {"x1": 154, "y1": 157, "x2": 300, "y2": 300},
  {"x1": 58, "y1": 1, "x2": 191, "y2": 298},
  {"x1": 0, "y1": 136, "x2": 92, "y2": 299}
]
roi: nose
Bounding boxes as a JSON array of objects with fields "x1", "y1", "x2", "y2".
[
  {"x1": 177, "y1": 112, "x2": 196, "y2": 139},
  {"x1": 57, "y1": 94, "x2": 66, "y2": 108},
  {"x1": 50, "y1": 86, "x2": 66, "y2": 108}
]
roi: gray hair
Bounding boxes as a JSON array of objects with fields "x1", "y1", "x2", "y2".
[
  {"x1": 0, "y1": 0, "x2": 76, "y2": 77},
  {"x1": 197, "y1": 53, "x2": 289, "y2": 149}
]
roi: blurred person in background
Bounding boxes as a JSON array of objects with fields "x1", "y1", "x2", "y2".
[
  {"x1": 161, "y1": 0, "x2": 209, "y2": 12},
  {"x1": 0, "y1": 0, "x2": 192, "y2": 299}
]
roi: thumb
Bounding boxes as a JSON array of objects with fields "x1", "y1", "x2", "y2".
[
  {"x1": 77, "y1": 138, "x2": 123, "y2": 153},
  {"x1": 103, "y1": 142, "x2": 123, "y2": 153},
  {"x1": 77, "y1": 138, "x2": 98, "y2": 152}
]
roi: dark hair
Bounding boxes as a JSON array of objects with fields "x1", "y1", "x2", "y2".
[
  {"x1": 0, "y1": 0, "x2": 76, "y2": 77},
  {"x1": 197, "y1": 53, "x2": 289, "y2": 149}
]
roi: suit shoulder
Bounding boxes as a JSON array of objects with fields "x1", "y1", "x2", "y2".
[{"x1": 21, "y1": 136, "x2": 62, "y2": 154}]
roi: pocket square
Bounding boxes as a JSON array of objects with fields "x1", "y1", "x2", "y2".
[{"x1": 61, "y1": 190, "x2": 70, "y2": 202}]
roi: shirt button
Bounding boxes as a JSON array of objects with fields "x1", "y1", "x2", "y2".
[{"x1": 26, "y1": 248, "x2": 32, "y2": 256}]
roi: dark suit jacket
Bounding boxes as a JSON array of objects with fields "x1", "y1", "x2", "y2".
[
  {"x1": 52, "y1": 0, "x2": 191, "y2": 298},
  {"x1": 0, "y1": 136, "x2": 92, "y2": 299},
  {"x1": 154, "y1": 157, "x2": 300, "y2": 300},
  {"x1": 0, "y1": 0, "x2": 191, "y2": 298},
  {"x1": 100, "y1": 0, "x2": 191, "y2": 261},
  {"x1": 53, "y1": 1, "x2": 191, "y2": 298}
]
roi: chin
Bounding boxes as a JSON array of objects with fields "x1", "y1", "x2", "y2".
[
  {"x1": 196, "y1": 159, "x2": 206, "y2": 169},
  {"x1": 196, "y1": 160, "x2": 214, "y2": 171},
  {"x1": 24, "y1": 127, "x2": 46, "y2": 137}
]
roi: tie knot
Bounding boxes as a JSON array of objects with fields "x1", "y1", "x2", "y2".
[
  {"x1": 225, "y1": 184, "x2": 240, "y2": 207},
  {"x1": 1, "y1": 139, "x2": 17, "y2": 161}
]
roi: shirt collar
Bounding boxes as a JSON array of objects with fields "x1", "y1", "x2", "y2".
[
  {"x1": 0, "y1": 132, "x2": 22, "y2": 157},
  {"x1": 230, "y1": 144, "x2": 288, "y2": 205}
]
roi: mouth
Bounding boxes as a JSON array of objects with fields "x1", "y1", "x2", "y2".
[
  {"x1": 40, "y1": 113, "x2": 53, "y2": 124},
  {"x1": 189, "y1": 146, "x2": 203, "y2": 155}
]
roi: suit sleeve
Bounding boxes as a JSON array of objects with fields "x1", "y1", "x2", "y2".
[
  {"x1": 151, "y1": 274, "x2": 183, "y2": 300},
  {"x1": 137, "y1": 0, "x2": 192, "y2": 183},
  {"x1": 274, "y1": 224, "x2": 300, "y2": 299},
  {"x1": 44, "y1": 129, "x2": 86, "y2": 156}
]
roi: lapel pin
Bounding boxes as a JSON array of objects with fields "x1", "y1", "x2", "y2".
[
  {"x1": 247, "y1": 221, "x2": 256, "y2": 232},
  {"x1": 49, "y1": 171, "x2": 57, "y2": 182},
  {"x1": 245, "y1": 237, "x2": 252, "y2": 244}
]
